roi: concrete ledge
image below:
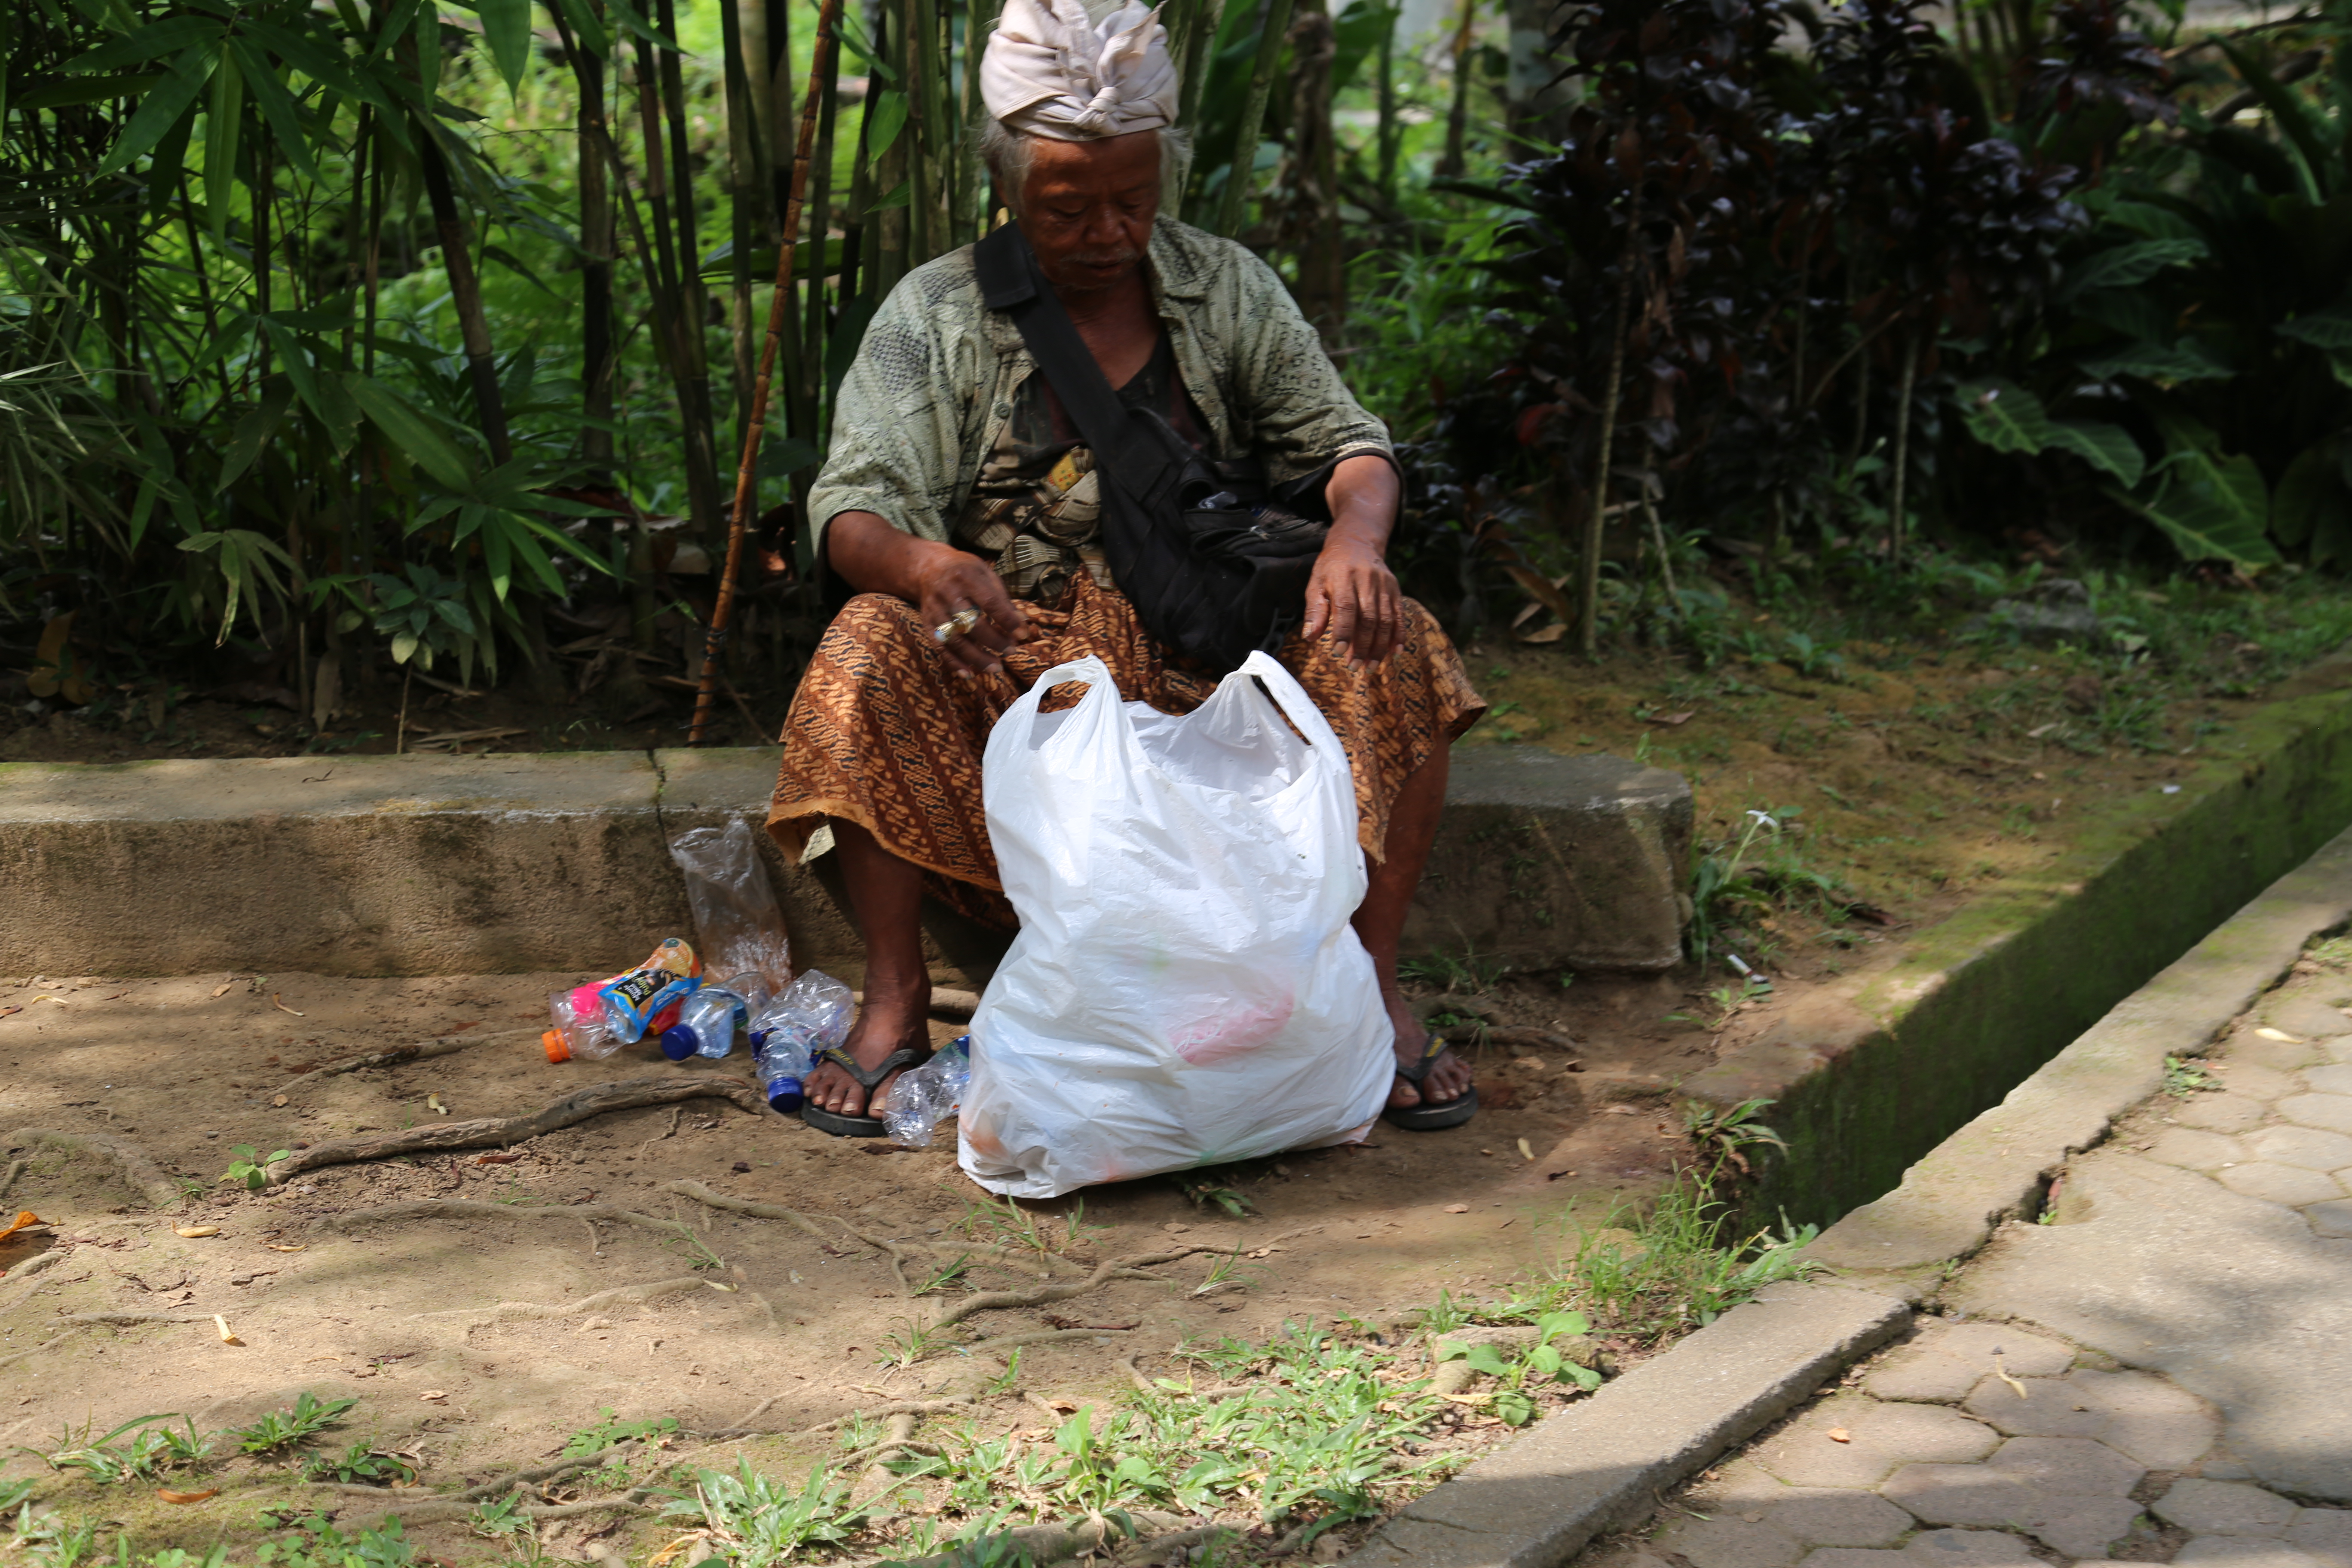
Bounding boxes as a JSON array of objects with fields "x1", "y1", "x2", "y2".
[
  {"x1": 1348, "y1": 1283, "x2": 1909, "y2": 1568},
  {"x1": 1807, "y1": 816, "x2": 2352, "y2": 1274},
  {"x1": 1406, "y1": 750, "x2": 1693, "y2": 974},
  {"x1": 0, "y1": 744, "x2": 1689, "y2": 980}
]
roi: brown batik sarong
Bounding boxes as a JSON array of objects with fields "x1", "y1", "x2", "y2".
[{"x1": 768, "y1": 573, "x2": 1485, "y2": 931}]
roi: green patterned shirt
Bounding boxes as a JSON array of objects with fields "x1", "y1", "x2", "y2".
[{"x1": 805, "y1": 216, "x2": 1394, "y2": 569}]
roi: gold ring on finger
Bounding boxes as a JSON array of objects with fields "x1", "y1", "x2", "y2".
[{"x1": 932, "y1": 607, "x2": 982, "y2": 645}]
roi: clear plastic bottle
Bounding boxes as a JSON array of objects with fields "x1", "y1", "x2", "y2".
[
  {"x1": 749, "y1": 969, "x2": 854, "y2": 1113},
  {"x1": 882, "y1": 1035, "x2": 971, "y2": 1148},
  {"x1": 659, "y1": 986, "x2": 751, "y2": 1062},
  {"x1": 542, "y1": 984, "x2": 625, "y2": 1063}
]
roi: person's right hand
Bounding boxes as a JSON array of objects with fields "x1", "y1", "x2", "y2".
[
  {"x1": 908, "y1": 538, "x2": 1030, "y2": 677},
  {"x1": 826, "y1": 511, "x2": 1032, "y2": 677}
]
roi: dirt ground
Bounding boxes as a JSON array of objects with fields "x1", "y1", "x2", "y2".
[{"x1": 0, "y1": 967, "x2": 1696, "y2": 1559}]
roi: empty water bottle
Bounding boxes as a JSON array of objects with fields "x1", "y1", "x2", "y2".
[
  {"x1": 882, "y1": 1035, "x2": 971, "y2": 1148},
  {"x1": 660, "y1": 985, "x2": 756, "y2": 1062},
  {"x1": 750, "y1": 969, "x2": 854, "y2": 1112}
]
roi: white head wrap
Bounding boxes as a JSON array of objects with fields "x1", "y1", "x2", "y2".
[{"x1": 980, "y1": 0, "x2": 1179, "y2": 141}]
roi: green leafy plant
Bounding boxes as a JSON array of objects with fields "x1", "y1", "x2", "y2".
[
  {"x1": 220, "y1": 1144, "x2": 291, "y2": 1192},
  {"x1": 300, "y1": 1443, "x2": 414, "y2": 1487},
  {"x1": 1397, "y1": 947, "x2": 1509, "y2": 993},
  {"x1": 1174, "y1": 1176, "x2": 1256, "y2": 1218},
  {"x1": 560, "y1": 1410, "x2": 680, "y2": 1459},
  {"x1": 17, "y1": 1414, "x2": 208, "y2": 1485},
  {"x1": 2164, "y1": 1055, "x2": 2217, "y2": 1098},
  {"x1": 1682, "y1": 1097, "x2": 1792, "y2": 1177},
  {"x1": 1439, "y1": 1311, "x2": 1605, "y2": 1426},
  {"x1": 231, "y1": 1392, "x2": 356, "y2": 1455},
  {"x1": 658, "y1": 1461, "x2": 860, "y2": 1568}
]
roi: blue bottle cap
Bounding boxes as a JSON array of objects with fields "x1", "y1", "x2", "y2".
[
  {"x1": 658, "y1": 1026, "x2": 697, "y2": 1062},
  {"x1": 766, "y1": 1077, "x2": 803, "y2": 1113}
]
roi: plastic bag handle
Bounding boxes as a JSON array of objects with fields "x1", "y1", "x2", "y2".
[
  {"x1": 1001, "y1": 654, "x2": 1119, "y2": 750},
  {"x1": 1234, "y1": 650, "x2": 1349, "y2": 760}
]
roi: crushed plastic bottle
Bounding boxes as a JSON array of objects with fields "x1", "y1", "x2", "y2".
[
  {"x1": 882, "y1": 1035, "x2": 971, "y2": 1148},
  {"x1": 598, "y1": 938, "x2": 702, "y2": 1039},
  {"x1": 749, "y1": 969, "x2": 854, "y2": 1113},
  {"x1": 543, "y1": 983, "x2": 626, "y2": 1063},
  {"x1": 660, "y1": 985, "x2": 752, "y2": 1062}
]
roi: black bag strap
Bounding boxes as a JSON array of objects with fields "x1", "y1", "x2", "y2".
[{"x1": 973, "y1": 223, "x2": 1180, "y2": 502}]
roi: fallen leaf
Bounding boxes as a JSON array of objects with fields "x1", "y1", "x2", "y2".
[
  {"x1": 0, "y1": 1007, "x2": 18, "y2": 1020},
  {"x1": 270, "y1": 994, "x2": 304, "y2": 1017},
  {"x1": 2254, "y1": 1027, "x2": 2301, "y2": 1043},
  {"x1": 1444, "y1": 1204, "x2": 1470, "y2": 1214},
  {"x1": 1997, "y1": 1366, "x2": 2030, "y2": 1400},
  {"x1": 266, "y1": 1244, "x2": 306, "y2": 1253},
  {"x1": 229, "y1": 1270, "x2": 277, "y2": 1286},
  {"x1": 1826, "y1": 1427, "x2": 1851, "y2": 1444},
  {"x1": 1516, "y1": 1138, "x2": 1535, "y2": 1162},
  {"x1": 1603, "y1": 1105, "x2": 1637, "y2": 1115},
  {"x1": 419, "y1": 1389, "x2": 448, "y2": 1402},
  {"x1": 271, "y1": 1095, "x2": 289, "y2": 1108},
  {"x1": 427, "y1": 1094, "x2": 448, "y2": 1115},
  {"x1": 0, "y1": 1211, "x2": 44, "y2": 1243},
  {"x1": 157, "y1": 1488, "x2": 218, "y2": 1505},
  {"x1": 213, "y1": 1314, "x2": 242, "y2": 1345},
  {"x1": 175, "y1": 1225, "x2": 220, "y2": 1239},
  {"x1": 473, "y1": 1152, "x2": 521, "y2": 1166},
  {"x1": 1517, "y1": 623, "x2": 1566, "y2": 645},
  {"x1": 210, "y1": 983, "x2": 234, "y2": 999},
  {"x1": 1648, "y1": 710, "x2": 1695, "y2": 726}
]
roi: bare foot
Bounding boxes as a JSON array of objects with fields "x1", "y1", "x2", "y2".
[
  {"x1": 1382, "y1": 984, "x2": 1473, "y2": 1109},
  {"x1": 803, "y1": 986, "x2": 929, "y2": 1119}
]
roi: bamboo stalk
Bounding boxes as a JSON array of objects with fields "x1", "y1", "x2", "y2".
[
  {"x1": 1216, "y1": 0, "x2": 1296, "y2": 237},
  {"x1": 689, "y1": 0, "x2": 850, "y2": 746},
  {"x1": 1579, "y1": 181, "x2": 1641, "y2": 658},
  {"x1": 416, "y1": 130, "x2": 513, "y2": 464},
  {"x1": 1436, "y1": 0, "x2": 1476, "y2": 178},
  {"x1": 1886, "y1": 324, "x2": 1920, "y2": 569}
]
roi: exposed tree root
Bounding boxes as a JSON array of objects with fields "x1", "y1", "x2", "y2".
[
  {"x1": 310, "y1": 1197, "x2": 698, "y2": 1243},
  {"x1": 444, "y1": 1440, "x2": 640, "y2": 1502},
  {"x1": 266, "y1": 1075, "x2": 767, "y2": 1185},
  {"x1": 860, "y1": 1510, "x2": 1195, "y2": 1568},
  {"x1": 273, "y1": 1028, "x2": 536, "y2": 1097},
  {"x1": 1, "y1": 1128, "x2": 186, "y2": 1210},
  {"x1": 963, "y1": 1328, "x2": 1134, "y2": 1357},
  {"x1": 0, "y1": 1329, "x2": 77, "y2": 1371},
  {"x1": 411, "y1": 1275, "x2": 710, "y2": 1323},
  {"x1": 0, "y1": 1159, "x2": 24, "y2": 1202},
  {"x1": 659, "y1": 1180, "x2": 1096, "y2": 1289},
  {"x1": 850, "y1": 1411, "x2": 922, "y2": 1500},
  {"x1": 61, "y1": 1312, "x2": 206, "y2": 1326},
  {"x1": 924, "y1": 1246, "x2": 1211, "y2": 1330},
  {"x1": 793, "y1": 1398, "x2": 974, "y2": 1437}
]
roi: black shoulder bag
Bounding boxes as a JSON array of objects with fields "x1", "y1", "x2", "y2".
[{"x1": 973, "y1": 223, "x2": 1328, "y2": 675}]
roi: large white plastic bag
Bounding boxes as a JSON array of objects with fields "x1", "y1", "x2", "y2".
[{"x1": 959, "y1": 652, "x2": 1393, "y2": 1198}]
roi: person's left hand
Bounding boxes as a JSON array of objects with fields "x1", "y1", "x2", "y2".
[{"x1": 1301, "y1": 536, "x2": 1404, "y2": 666}]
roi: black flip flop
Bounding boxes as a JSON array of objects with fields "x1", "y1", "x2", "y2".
[
  {"x1": 800, "y1": 1045, "x2": 929, "y2": 1138},
  {"x1": 1383, "y1": 1036, "x2": 1477, "y2": 1131}
]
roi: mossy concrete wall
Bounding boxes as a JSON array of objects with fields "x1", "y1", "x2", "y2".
[{"x1": 1689, "y1": 652, "x2": 2352, "y2": 1232}]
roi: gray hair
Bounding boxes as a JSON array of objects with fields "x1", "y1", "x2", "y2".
[{"x1": 976, "y1": 119, "x2": 1194, "y2": 217}]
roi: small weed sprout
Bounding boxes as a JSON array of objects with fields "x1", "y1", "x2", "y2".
[
  {"x1": 231, "y1": 1392, "x2": 357, "y2": 1455},
  {"x1": 220, "y1": 1144, "x2": 290, "y2": 1191},
  {"x1": 913, "y1": 1254, "x2": 974, "y2": 1296},
  {"x1": 657, "y1": 1460, "x2": 860, "y2": 1568},
  {"x1": 666, "y1": 1233, "x2": 727, "y2": 1272},
  {"x1": 300, "y1": 1442, "x2": 415, "y2": 1486},
  {"x1": 1681, "y1": 1097, "x2": 1790, "y2": 1177},
  {"x1": 2164, "y1": 1056, "x2": 2217, "y2": 1098},
  {"x1": 560, "y1": 1409, "x2": 680, "y2": 1458},
  {"x1": 1191, "y1": 1248, "x2": 1262, "y2": 1298}
]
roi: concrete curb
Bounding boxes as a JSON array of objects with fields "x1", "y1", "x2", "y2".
[
  {"x1": 1348, "y1": 1283, "x2": 1910, "y2": 1568},
  {"x1": 1807, "y1": 815, "x2": 2352, "y2": 1273},
  {"x1": 1343, "y1": 813, "x2": 2352, "y2": 1568}
]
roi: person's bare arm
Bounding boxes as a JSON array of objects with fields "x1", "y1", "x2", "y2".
[
  {"x1": 825, "y1": 511, "x2": 1032, "y2": 676},
  {"x1": 1299, "y1": 453, "x2": 1406, "y2": 665}
]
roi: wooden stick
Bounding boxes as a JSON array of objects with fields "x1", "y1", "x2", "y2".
[{"x1": 690, "y1": 0, "x2": 849, "y2": 745}]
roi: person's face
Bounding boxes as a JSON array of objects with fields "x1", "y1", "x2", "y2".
[{"x1": 1018, "y1": 130, "x2": 1160, "y2": 297}]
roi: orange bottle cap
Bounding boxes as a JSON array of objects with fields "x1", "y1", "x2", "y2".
[{"x1": 542, "y1": 1030, "x2": 571, "y2": 1063}]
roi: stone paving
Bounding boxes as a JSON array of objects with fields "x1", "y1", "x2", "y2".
[{"x1": 1583, "y1": 955, "x2": 2352, "y2": 1568}]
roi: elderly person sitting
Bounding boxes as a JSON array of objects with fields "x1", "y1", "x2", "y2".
[{"x1": 766, "y1": 0, "x2": 1484, "y2": 1141}]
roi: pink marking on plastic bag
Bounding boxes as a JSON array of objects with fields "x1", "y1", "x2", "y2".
[{"x1": 1171, "y1": 995, "x2": 1296, "y2": 1066}]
